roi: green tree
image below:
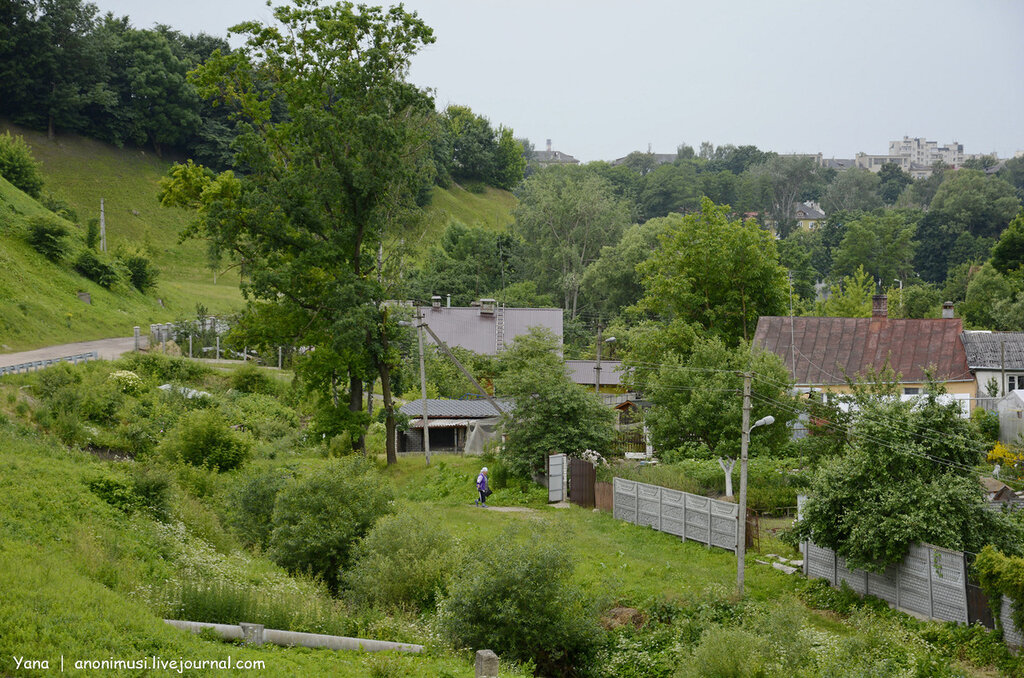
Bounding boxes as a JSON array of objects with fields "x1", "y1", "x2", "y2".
[
  {"x1": 495, "y1": 328, "x2": 615, "y2": 479},
  {"x1": 643, "y1": 337, "x2": 795, "y2": 459},
  {"x1": 0, "y1": 131, "x2": 44, "y2": 197},
  {"x1": 638, "y1": 162, "x2": 700, "y2": 218},
  {"x1": 793, "y1": 383, "x2": 1022, "y2": 571},
  {"x1": 443, "y1": 104, "x2": 497, "y2": 184},
  {"x1": 581, "y1": 214, "x2": 675, "y2": 319},
  {"x1": 492, "y1": 126, "x2": 526, "y2": 190},
  {"x1": 512, "y1": 166, "x2": 630, "y2": 317},
  {"x1": 776, "y1": 237, "x2": 818, "y2": 302},
  {"x1": 634, "y1": 198, "x2": 788, "y2": 345},
  {"x1": 998, "y1": 156, "x2": 1024, "y2": 200},
  {"x1": 748, "y1": 155, "x2": 825, "y2": 237},
  {"x1": 163, "y1": 1, "x2": 436, "y2": 464},
  {"x1": 989, "y1": 210, "x2": 1024, "y2": 274},
  {"x1": 960, "y1": 262, "x2": 1019, "y2": 329},
  {"x1": 407, "y1": 222, "x2": 518, "y2": 306},
  {"x1": 813, "y1": 266, "x2": 875, "y2": 317},
  {"x1": 929, "y1": 169, "x2": 1021, "y2": 239},
  {"x1": 820, "y1": 168, "x2": 882, "y2": 214},
  {"x1": 269, "y1": 457, "x2": 393, "y2": 593},
  {"x1": 831, "y1": 212, "x2": 917, "y2": 284},
  {"x1": 876, "y1": 163, "x2": 912, "y2": 205}
]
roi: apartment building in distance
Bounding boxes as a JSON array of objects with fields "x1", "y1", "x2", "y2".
[{"x1": 856, "y1": 136, "x2": 967, "y2": 179}]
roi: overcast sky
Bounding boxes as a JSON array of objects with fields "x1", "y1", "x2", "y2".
[{"x1": 93, "y1": 0, "x2": 1024, "y2": 163}]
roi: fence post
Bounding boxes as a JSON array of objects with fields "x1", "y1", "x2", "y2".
[
  {"x1": 926, "y1": 545, "x2": 935, "y2": 619},
  {"x1": 474, "y1": 650, "x2": 498, "y2": 678},
  {"x1": 134, "y1": 326, "x2": 140, "y2": 352},
  {"x1": 707, "y1": 499, "x2": 712, "y2": 548},
  {"x1": 216, "y1": 336, "x2": 220, "y2": 360},
  {"x1": 244, "y1": 346, "x2": 248, "y2": 361},
  {"x1": 680, "y1": 492, "x2": 687, "y2": 543},
  {"x1": 278, "y1": 346, "x2": 283, "y2": 369},
  {"x1": 189, "y1": 335, "x2": 193, "y2": 359}
]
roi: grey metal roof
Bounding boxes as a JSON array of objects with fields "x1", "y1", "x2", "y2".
[
  {"x1": 565, "y1": 360, "x2": 625, "y2": 386},
  {"x1": 399, "y1": 398, "x2": 514, "y2": 419},
  {"x1": 961, "y1": 331, "x2": 1024, "y2": 369},
  {"x1": 418, "y1": 306, "x2": 563, "y2": 355},
  {"x1": 794, "y1": 203, "x2": 825, "y2": 220},
  {"x1": 534, "y1": 150, "x2": 580, "y2": 165}
]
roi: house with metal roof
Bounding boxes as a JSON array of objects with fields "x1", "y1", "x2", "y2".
[
  {"x1": 794, "y1": 202, "x2": 826, "y2": 230},
  {"x1": 418, "y1": 299, "x2": 563, "y2": 355},
  {"x1": 753, "y1": 295, "x2": 974, "y2": 414},
  {"x1": 564, "y1": 359, "x2": 625, "y2": 391},
  {"x1": 398, "y1": 398, "x2": 513, "y2": 454},
  {"x1": 960, "y1": 331, "x2": 1024, "y2": 399}
]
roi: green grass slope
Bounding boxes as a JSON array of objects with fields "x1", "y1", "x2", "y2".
[
  {"x1": 0, "y1": 176, "x2": 181, "y2": 350},
  {"x1": 2, "y1": 122, "x2": 516, "y2": 347}
]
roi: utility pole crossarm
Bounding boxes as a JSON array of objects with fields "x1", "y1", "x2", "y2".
[{"x1": 419, "y1": 321, "x2": 505, "y2": 418}]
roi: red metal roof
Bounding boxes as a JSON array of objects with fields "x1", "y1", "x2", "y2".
[{"x1": 753, "y1": 316, "x2": 972, "y2": 386}]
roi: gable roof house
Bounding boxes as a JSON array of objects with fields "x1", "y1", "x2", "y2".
[
  {"x1": 960, "y1": 331, "x2": 1024, "y2": 403},
  {"x1": 753, "y1": 295, "x2": 974, "y2": 415},
  {"x1": 417, "y1": 299, "x2": 563, "y2": 355},
  {"x1": 794, "y1": 202, "x2": 826, "y2": 230}
]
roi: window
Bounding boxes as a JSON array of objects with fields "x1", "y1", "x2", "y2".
[
  {"x1": 903, "y1": 387, "x2": 920, "y2": 395},
  {"x1": 1009, "y1": 376, "x2": 1019, "y2": 392}
]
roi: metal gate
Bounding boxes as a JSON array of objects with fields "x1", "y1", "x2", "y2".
[
  {"x1": 569, "y1": 458, "x2": 596, "y2": 507},
  {"x1": 548, "y1": 454, "x2": 566, "y2": 503}
]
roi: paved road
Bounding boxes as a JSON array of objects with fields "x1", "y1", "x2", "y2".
[{"x1": 0, "y1": 336, "x2": 148, "y2": 369}]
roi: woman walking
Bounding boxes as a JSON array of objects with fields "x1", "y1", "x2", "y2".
[{"x1": 475, "y1": 467, "x2": 491, "y2": 507}]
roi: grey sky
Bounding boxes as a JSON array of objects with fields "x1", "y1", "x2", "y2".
[{"x1": 94, "y1": 0, "x2": 1024, "y2": 162}]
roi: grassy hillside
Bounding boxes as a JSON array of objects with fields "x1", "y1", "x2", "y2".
[{"x1": 1, "y1": 121, "x2": 516, "y2": 348}]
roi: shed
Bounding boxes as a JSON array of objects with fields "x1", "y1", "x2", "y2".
[{"x1": 398, "y1": 398, "x2": 513, "y2": 454}]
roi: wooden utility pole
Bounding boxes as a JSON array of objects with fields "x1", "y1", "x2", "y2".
[
  {"x1": 737, "y1": 371, "x2": 752, "y2": 597},
  {"x1": 417, "y1": 307, "x2": 431, "y2": 466},
  {"x1": 594, "y1": 323, "x2": 603, "y2": 395}
]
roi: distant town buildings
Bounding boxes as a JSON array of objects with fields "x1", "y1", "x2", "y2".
[{"x1": 533, "y1": 139, "x2": 580, "y2": 167}]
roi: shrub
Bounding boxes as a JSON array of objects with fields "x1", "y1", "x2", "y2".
[
  {"x1": 40, "y1": 193, "x2": 77, "y2": 221},
  {"x1": 26, "y1": 215, "x2": 69, "y2": 261},
  {"x1": 86, "y1": 467, "x2": 170, "y2": 519},
  {"x1": 269, "y1": 457, "x2": 393, "y2": 592},
  {"x1": 228, "y1": 393, "x2": 298, "y2": 441},
  {"x1": 116, "y1": 352, "x2": 210, "y2": 382},
  {"x1": 436, "y1": 529, "x2": 600, "y2": 677},
  {"x1": 118, "y1": 250, "x2": 159, "y2": 291},
  {"x1": 971, "y1": 407, "x2": 999, "y2": 446},
  {"x1": 160, "y1": 409, "x2": 250, "y2": 471},
  {"x1": 0, "y1": 131, "x2": 43, "y2": 197},
  {"x1": 344, "y1": 512, "x2": 454, "y2": 611},
  {"x1": 85, "y1": 218, "x2": 99, "y2": 249},
  {"x1": 229, "y1": 363, "x2": 276, "y2": 395},
  {"x1": 107, "y1": 370, "x2": 144, "y2": 395},
  {"x1": 225, "y1": 467, "x2": 291, "y2": 549},
  {"x1": 74, "y1": 249, "x2": 119, "y2": 288}
]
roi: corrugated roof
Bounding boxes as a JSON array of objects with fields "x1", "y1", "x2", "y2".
[
  {"x1": 960, "y1": 331, "x2": 1024, "y2": 369},
  {"x1": 418, "y1": 306, "x2": 563, "y2": 355},
  {"x1": 565, "y1": 360, "x2": 625, "y2": 386},
  {"x1": 753, "y1": 316, "x2": 972, "y2": 385},
  {"x1": 399, "y1": 398, "x2": 513, "y2": 419}
]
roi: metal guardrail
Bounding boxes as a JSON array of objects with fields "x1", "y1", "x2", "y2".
[{"x1": 0, "y1": 351, "x2": 99, "y2": 376}]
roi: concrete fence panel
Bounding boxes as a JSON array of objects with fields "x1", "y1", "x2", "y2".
[{"x1": 612, "y1": 478, "x2": 738, "y2": 553}]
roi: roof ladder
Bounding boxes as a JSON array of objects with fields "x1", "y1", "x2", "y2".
[{"x1": 496, "y1": 304, "x2": 505, "y2": 352}]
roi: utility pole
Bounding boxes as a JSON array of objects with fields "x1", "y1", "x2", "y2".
[
  {"x1": 594, "y1": 322, "x2": 603, "y2": 395},
  {"x1": 420, "y1": 322, "x2": 504, "y2": 417},
  {"x1": 737, "y1": 371, "x2": 751, "y2": 597},
  {"x1": 417, "y1": 307, "x2": 431, "y2": 466}
]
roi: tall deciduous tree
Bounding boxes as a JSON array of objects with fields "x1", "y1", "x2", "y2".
[
  {"x1": 831, "y1": 212, "x2": 917, "y2": 284},
  {"x1": 820, "y1": 168, "x2": 882, "y2": 214},
  {"x1": 512, "y1": 166, "x2": 630, "y2": 318},
  {"x1": 929, "y1": 169, "x2": 1020, "y2": 239},
  {"x1": 161, "y1": 1, "x2": 435, "y2": 464},
  {"x1": 634, "y1": 197, "x2": 788, "y2": 346}
]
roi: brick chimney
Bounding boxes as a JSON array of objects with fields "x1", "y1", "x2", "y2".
[
  {"x1": 872, "y1": 294, "x2": 887, "y2": 318},
  {"x1": 942, "y1": 301, "x2": 954, "y2": 319}
]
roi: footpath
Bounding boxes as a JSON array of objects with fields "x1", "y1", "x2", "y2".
[{"x1": 0, "y1": 336, "x2": 146, "y2": 369}]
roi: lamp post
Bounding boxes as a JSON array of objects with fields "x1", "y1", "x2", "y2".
[{"x1": 737, "y1": 368, "x2": 774, "y2": 597}]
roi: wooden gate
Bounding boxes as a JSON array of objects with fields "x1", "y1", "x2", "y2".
[
  {"x1": 965, "y1": 553, "x2": 996, "y2": 629},
  {"x1": 569, "y1": 458, "x2": 596, "y2": 507}
]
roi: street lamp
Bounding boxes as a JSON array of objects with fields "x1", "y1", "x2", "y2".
[{"x1": 737, "y1": 370, "x2": 775, "y2": 597}]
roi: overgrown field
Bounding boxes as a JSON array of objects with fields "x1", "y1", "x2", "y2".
[{"x1": 0, "y1": 356, "x2": 1018, "y2": 677}]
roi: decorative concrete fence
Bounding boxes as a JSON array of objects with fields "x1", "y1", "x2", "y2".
[
  {"x1": 0, "y1": 351, "x2": 98, "y2": 376},
  {"x1": 612, "y1": 477, "x2": 739, "y2": 552}
]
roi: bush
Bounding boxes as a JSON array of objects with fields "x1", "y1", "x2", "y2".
[
  {"x1": 971, "y1": 407, "x2": 999, "y2": 446},
  {"x1": 118, "y1": 250, "x2": 159, "y2": 291},
  {"x1": 436, "y1": 529, "x2": 600, "y2": 677},
  {"x1": 269, "y1": 457, "x2": 393, "y2": 592},
  {"x1": 26, "y1": 215, "x2": 69, "y2": 261},
  {"x1": 87, "y1": 467, "x2": 170, "y2": 519},
  {"x1": 85, "y1": 218, "x2": 99, "y2": 250},
  {"x1": 229, "y1": 363, "x2": 276, "y2": 395},
  {"x1": 0, "y1": 131, "x2": 43, "y2": 198},
  {"x1": 228, "y1": 393, "x2": 298, "y2": 441},
  {"x1": 225, "y1": 467, "x2": 291, "y2": 549},
  {"x1": 74, "y1": 249, "x2": 119, "y2": 288},
  {"x1": 160, "y1": 409, "x2": 250, "y2": 471},
  {"x1": 116, "y1": 352, "x2": 210, "y2": 382},
  {"x1": 344, "y1": 512, "x2": 454, "y2": 611}
]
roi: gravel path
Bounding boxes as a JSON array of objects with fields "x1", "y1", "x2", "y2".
[{"x1": 0, "y1": 336, "x2": 148, "y2": 368}]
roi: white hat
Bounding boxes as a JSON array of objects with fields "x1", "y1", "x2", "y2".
[{"x1": 481, "y1": 467, "x2": 488, "y2": 473}]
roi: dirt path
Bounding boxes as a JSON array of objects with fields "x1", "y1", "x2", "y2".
[{"x1": 0, "y1": 336, "x2": 148, "y2": 368}]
